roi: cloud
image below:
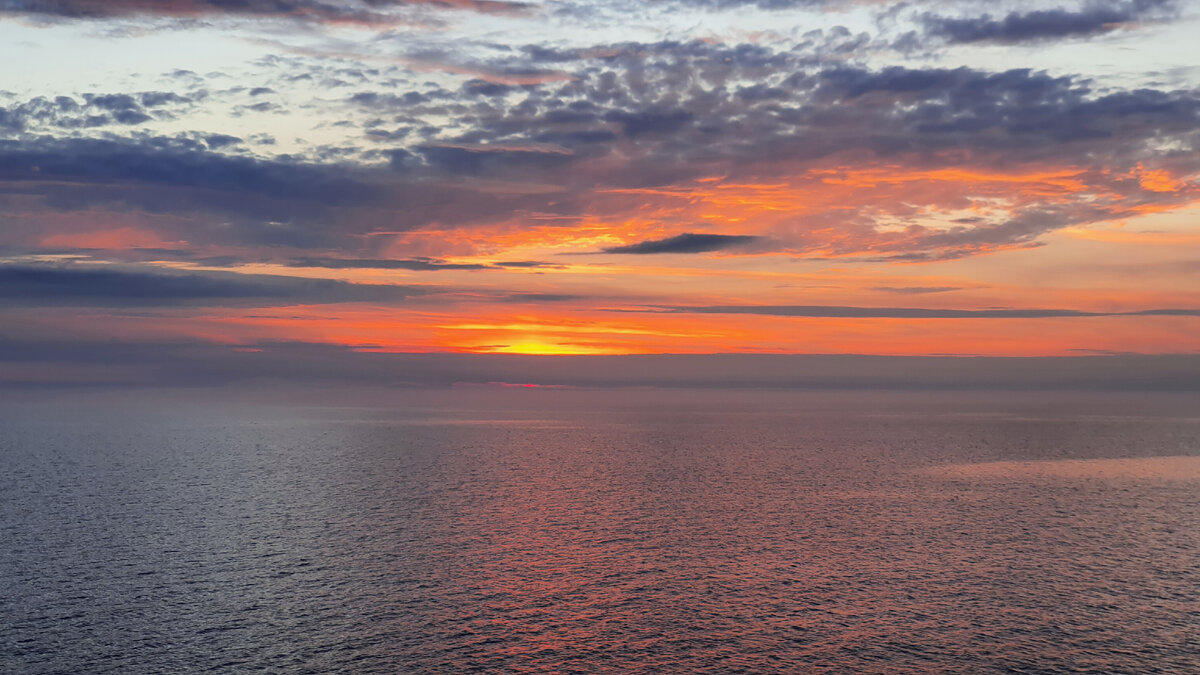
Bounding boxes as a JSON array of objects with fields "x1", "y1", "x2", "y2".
[
  {"x1": 0, "y1": 91, "x2": 194, "y2": 134},
  {"x1": 622, "y1": 0, "x2": 833, "y2": 11},
  {"x1": 922, "y1": 1, "x2": 1178, "y2": 45},
  {"x1": 0, "y1": 136, "x2": 601, "y2": 264},
  {"x1": 604, "y1": 108, "x2": 694, "y2": 139},
  {"x1": 497, "y1": 292, "x2": 586, "y2": 302},
  {"x1": 289, "y1": 256, "x2": 489, "y2": 270},
  {"x1": 873, "y1": 286, "x2": 962, "y2": 294},
  {"x1": 287, "y1": 256, "x2": 560, "y2": 270},
  {"x1": 409, "y1": 42, "x2": 1199, "y2": 210},
  {"x1": 4, "y1": 40, "x2": 1199, "y2": 264},
  {"x1": 0, "y1": 264, "x2": 426, "y2": 306},
  {"x1": 0, "y1": 0, "x2": 534, "y2": 25},
  {"x1": 642, "y1": 304, "x2": 1200, "y2": 319},
  {"x1": 0, "y1": 137, "x2": 378, "y2": 206},
  {"x1": 414, "y1": 142, "x2": 577, "y2": 176},
  {"x1": 602, "y1": 232, "x2": 762, "y2": 254},
  {"x1": 3, "y1": 338, "x2": 1200, "y2": 391},
  {"x1": 0, "y1": 137, "x2": 399, "y2": 249}
]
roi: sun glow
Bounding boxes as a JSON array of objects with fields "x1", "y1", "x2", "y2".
[{"x1": 471, "y1": 339, "x2": 625, "y2": 355}]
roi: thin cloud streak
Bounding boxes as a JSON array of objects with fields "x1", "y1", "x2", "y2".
[
  {"x1": 602, "y1": 233, "x2": 763, "y2": 254},
  {"x1": 0, "y1": 0, "x2": 534, "y2": 24},
  {"x1": 643, "y1": 305, "x2": 1200, "y2": 319},
  {"x1": 0, "y1": 264, "x2": 430, "y2": 306}
]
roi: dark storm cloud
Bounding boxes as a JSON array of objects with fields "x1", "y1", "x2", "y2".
[
  {"x1": 922, "y1": 1, "x2": 1177, "y2": 45},
  {"x1": 643, "y1": 304, "x2": 1200, "y2": 319},
  {"x1": 0, "y1": 0, "x2": 534, "y2": 24},
  {"x1": 603, "y1": 233, "x2": 762, "y2": 254},
  {"x1": 0, "y1": 264, "x2": 427, "y2": 307}
]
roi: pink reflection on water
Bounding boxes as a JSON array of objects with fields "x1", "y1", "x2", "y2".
[{"x1": 925, "y1": 455, "x2": 1200, "y2": 481}]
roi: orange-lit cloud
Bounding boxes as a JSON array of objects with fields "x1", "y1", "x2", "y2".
[{"x1": 39, "y1": 227, "x2": 186, "y2": 250}]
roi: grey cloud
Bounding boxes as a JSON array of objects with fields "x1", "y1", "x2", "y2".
[
  {"x1": 0, "y1": 91, "x2": 193, "y2": 133},
  {"x1": 288, "y1": 257, "x2": 561, "y2": 271},
  {"x1": 493, "y1": 260, "x2": 560, "y2": 268},
  {"x1": 611, "y1": 0, "x2": 831, "y2": 11},
  {"x1": 0, "y1": 264, "x2": 427, "y2": 307},
  {"x1": 414, "y1": 142, "x2": 576, "y2": 176},
  {"x1": 603, "y1": 108, "x2": 694, "y2": 138},
  {"x1": 498, "y1": 292, "x2": 586, "y2": 302},
  {"x1": 349, "y1": 90, "x2": 447, "y2": 108},
  {"x1": 204, "y1": 133, "x2": 242, "y2": 149},
  {"x1": 603, "y1": 233, "x2": 762, "y2": 254},
  {"x1": 873, "y1": 286, "x2": 962, "y2": 294},
  {"x1": 0, "y1": 0, "x2": 534, "y2": 24},
  {"x1": 6, "y1": 39, "x2": 1200, "y2": 262},
  {"x1": 289, "y1": 256, "x2": 491, "y2": 271},
  {"x1": 0, "y1": 133, "x2": 596, "y2": 254},
  {"x1": 427, "y1": 41, "x2": 1199, "y2": 186},
  {"x1": 343, "y1": 42, "x2": 1155, "y2": 179},
  {"x1": 923, "y1": 1, "x2": 1177, "y2": 45},
  {"x1": 0, "y1": 136, "x2": 383, "y2": 227}
]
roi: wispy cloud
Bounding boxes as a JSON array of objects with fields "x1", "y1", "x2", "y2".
[
  {"x1": 0, "y1": 0, "x2": 534, "y2": 25},
  {"x1": 641, "y1": 305, "x2": 1200, "y2": 319}
]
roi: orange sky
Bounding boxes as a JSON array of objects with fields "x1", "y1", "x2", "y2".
[{"x1": 3, "y1": 3, "x2": 1200, "y2": 363}]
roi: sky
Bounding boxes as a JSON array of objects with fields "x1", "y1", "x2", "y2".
[{"x1": 1, "y1": 0, "x2": 1199, "y2": 387}]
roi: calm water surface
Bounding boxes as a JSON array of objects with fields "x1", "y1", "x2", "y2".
[{"x1": 1, "y1": 390, "x2": 1198, "y2": 673}]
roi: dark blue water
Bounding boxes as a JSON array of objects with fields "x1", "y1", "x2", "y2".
[{"x1": 2, "y1": 389, "x2": 1198, "y2": 673}]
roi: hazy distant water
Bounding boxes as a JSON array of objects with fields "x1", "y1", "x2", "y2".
[{"x1": 2, "y1": 389, "x2": 1198, "y2": 673}]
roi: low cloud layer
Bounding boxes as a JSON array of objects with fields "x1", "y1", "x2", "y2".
[{"x1": 3, "y1": 339, "x2": 1200, "y2": 391}]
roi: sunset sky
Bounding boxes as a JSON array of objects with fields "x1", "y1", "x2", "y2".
[{"x1": 2, "y1": 0, "x2": 1199, "y2": 384}]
